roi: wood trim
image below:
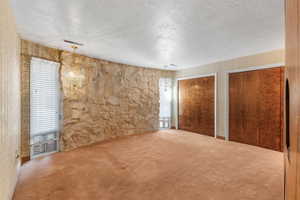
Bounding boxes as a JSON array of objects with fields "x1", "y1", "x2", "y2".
[
  {"x1": 21, "y1": 156, "x2": 30, "y2": 165},
  {"x1": 280, "y1": 67, "x2": 285, "y2": 152},
  {"x1": 216, "y1": 136, "x2": 225, "y2": 140},
  {"x1": 285, "y1": 0, "x2": 299, "y2": 199}
]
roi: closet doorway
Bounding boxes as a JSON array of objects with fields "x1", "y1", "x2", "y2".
[
  {"x1": 229, "y1": 67, "x2": 284, "y2": 151},
  {"x1": 178, "y1": 74, "x2": 216, "y2": 137}
]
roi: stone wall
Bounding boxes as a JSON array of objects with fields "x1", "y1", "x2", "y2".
[{"x1": 21, "y1": 40, "x2": 175, "y2": 157}]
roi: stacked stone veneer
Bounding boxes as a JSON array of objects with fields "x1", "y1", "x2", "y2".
[{"x1": 21, "y1": 40, "x2": 174, "y2": 158}]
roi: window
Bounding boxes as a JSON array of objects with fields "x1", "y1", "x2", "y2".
[
  {"x1": 30, "y1": 57, "x2": 60, "y2": 157},
  {"x1": 159, "y1": 78, "x2": 172, "y2": 129}
]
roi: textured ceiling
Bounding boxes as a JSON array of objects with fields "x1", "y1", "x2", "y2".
[{"x1": 11, "y1": 0, "x2": 284, "y2": 70}]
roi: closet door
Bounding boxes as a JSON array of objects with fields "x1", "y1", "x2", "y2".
[
  {"x1": 178, "y1": 76, "x2": 215, "y2": 137},
  {"x1": 229, "y1": 67, "x2": 284, "y2": 151}
]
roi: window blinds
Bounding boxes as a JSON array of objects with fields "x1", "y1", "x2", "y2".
[
  {"x1": 159, "y1": 78, "x2": 172, "y2": 128},
  {"x1": 159, "y1": 78, "x2": 172, "y2": 118},
  {"x1": 30, "y1": 57, "x2": 60, "y2": 136}
]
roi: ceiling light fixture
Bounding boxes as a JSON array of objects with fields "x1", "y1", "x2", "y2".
[{"x1": 63, "y1": 40, "x2": 84, "y2": 46}]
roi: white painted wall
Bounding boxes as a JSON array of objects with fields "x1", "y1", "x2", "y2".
[
  {"x1": 173, "y1": 49, "x2": 285, "y2": 138},
  {"x1": 0, "y1": 0, "x2": 21, "y2": 199}
]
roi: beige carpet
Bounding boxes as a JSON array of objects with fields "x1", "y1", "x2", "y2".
[{"x1": 14, "y1": 130, "x2": 284, "y2": 200}]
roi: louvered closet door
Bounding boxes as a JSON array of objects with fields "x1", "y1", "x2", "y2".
[
  {"x1": 30, "y1": 57, "x2": 60, "y2": 157},
  {"x1": 229, "y1": 67, "x2": 284, "y2": 151},
  {"x1": 178, "y1": 76, "x2": 215, "y2": 137}
]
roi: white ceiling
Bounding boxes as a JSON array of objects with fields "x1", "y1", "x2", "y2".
[{"x1": 11, "y1": 0, "x2": 284, "y2": 70}]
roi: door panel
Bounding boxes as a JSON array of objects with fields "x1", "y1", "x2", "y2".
[
  {"x1": 285, "y1": 0, "x2": 299, "y2": 199},
  {"x1": 178, "y1": 76, "x2": 215, "y2": 137},
  {"x1": 258, "y1": 68, "x2": 284, "y2": 151},
  {"x1": 229, "y1": 70, "x2": 260, "y2": 146},
  {"x1": 229, "y1": 67, "x2": 284, "y2": 151}
]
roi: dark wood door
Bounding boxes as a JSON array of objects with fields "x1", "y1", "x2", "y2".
[
  {"x1": 229, "y1": 67, "x2": 284, "y2": 151},
  {"x1": 178, "y1": 76, "x2": 215, "y2": 137}
]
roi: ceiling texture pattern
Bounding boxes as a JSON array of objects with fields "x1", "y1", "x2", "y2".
[{"x1": 12, "y1": 0, "x2": 284, "y2": 70}]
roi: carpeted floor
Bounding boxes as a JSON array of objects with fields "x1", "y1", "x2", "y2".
[{"x1": 13, "y1": 130, "x2": 284, "y2": 200}]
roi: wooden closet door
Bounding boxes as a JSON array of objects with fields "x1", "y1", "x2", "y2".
[
  {"x1": 178, "y1": 76, "x2": 215, "y2": 137},
  {"x1": 229, "y1": 67, "x2": 284, "y2": 151},
  {"x1": 258, "y1": 68, "x2": 284, "y2": 151},
  {"x1": 229, "y1": 70, "x2": 260, "y2": 146}
]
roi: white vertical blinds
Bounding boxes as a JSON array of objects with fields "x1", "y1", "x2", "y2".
[
  {"x1": 30, "y1": 57, "x2": 60, "y2": 136},
  {"x1": 159, "y1": 78, "x2": 172, "y2": 118}
]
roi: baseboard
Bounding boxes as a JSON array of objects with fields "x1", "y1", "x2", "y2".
[
  {"x1": 216, "y1": 136, "x2": 226, "y2": 140},
  {"x1": 21, "y1": 156, "x2": 30, "y2": 165}
]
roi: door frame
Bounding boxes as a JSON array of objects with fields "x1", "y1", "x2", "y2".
[
  {"x1": 176, "y1": 73, "x2": 217, "y2": 138},
  {"x1": 224, "y1": 63, "x2": 284, "y2": 141}
]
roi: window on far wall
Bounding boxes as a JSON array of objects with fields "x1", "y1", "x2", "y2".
[
  {"x1": 30, "y1": 57, "x2": 60, "y2": 158},
  {"x1": 159, "y1": 78, "x2": 172, "y2": 129}
]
